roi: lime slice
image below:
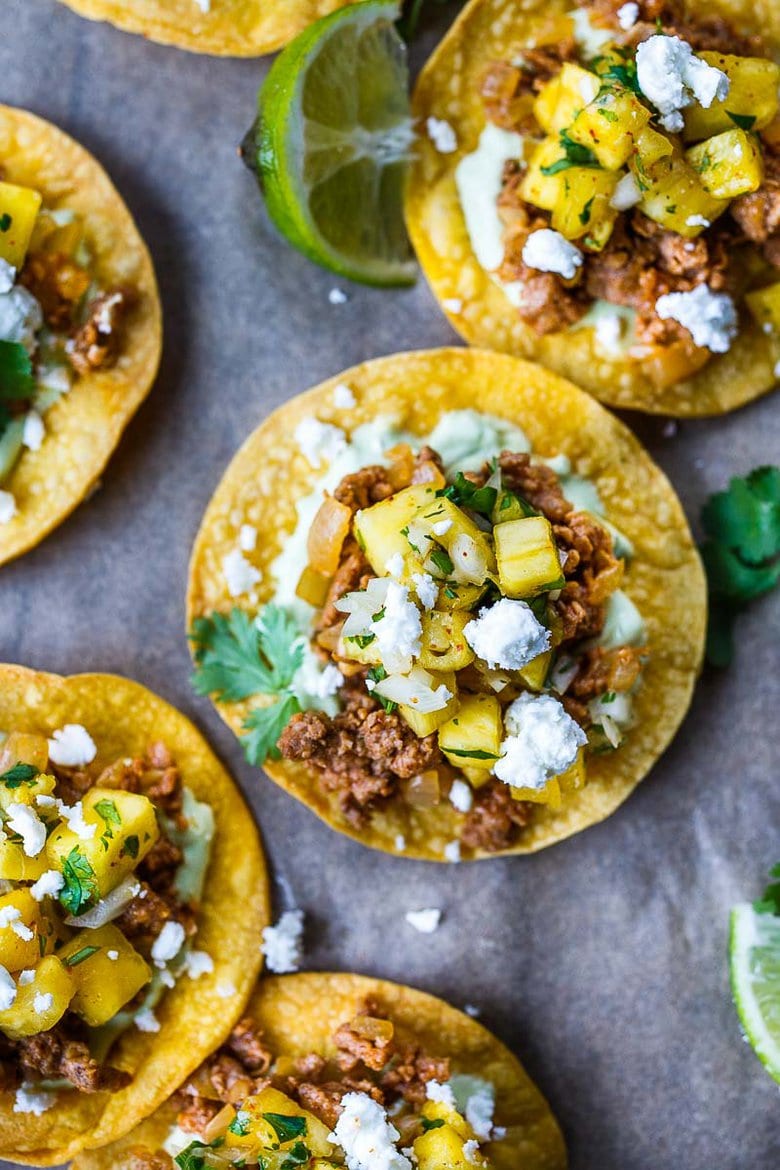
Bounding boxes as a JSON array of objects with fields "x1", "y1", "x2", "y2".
[
  {"x1": 246, "y1": 0, "x2": 416, "y2": 287},
  {"x1": 730, "y1": 902, "x2": 780, "y2": 1083}
]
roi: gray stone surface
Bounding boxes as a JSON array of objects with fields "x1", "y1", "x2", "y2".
[{"x1": 0, "y1": 2, "x2": 779, "y2": 1167}]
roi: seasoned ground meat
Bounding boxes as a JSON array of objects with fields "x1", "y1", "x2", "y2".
[
  {"x1": 174, "y1": 1018, "x2": 273, "y2": 1130},
  {"x1": 225, "y1": 1017, "x2": 273, "y2": 1074},
  {"x1": 731, "y1": 148, "x2": 780, "y2": 257},
  {"x1": 294, "y1": 1078, "x2": 384, "y2": 1129},
  {"x1": 127, "y1": 1149, "x2": 173, "y2": 1170},
  {"x1": 115, "y1": 879, "x2": 196, "y2": 946},
  {"x1": 176, "y1": 1094, "x2": 223, "y2": 1134},
  {"x1": 569, "y1": 646, "x2": 643, "y2": 703},
  {"x1": 461, "y1": 780, "x2": 532, "y2": 853},
  {"x1": 412, "y1": 445, "x2": 445, "y2": 484},
  {"x1": 317, "y1": 538, "x2": 372, "y2": 632},
  {"x1": 498, "y1": 451, "x2": 573, "y2": 523},
  {"x1": 380, "y1": 1046, "x2": 450, "y2": 1106},
  {"x1": 14, "y1": 1026, "x2": 131, "y2": 1093},
  {"x1": 278, "y1": 706, "x2": 442, "y2": 826},
  {"x1": 19, "y1": 251, "x2": 90, "y2": 330},
  {"x1": 554, "y1": 509, "x2": 622, "y2": 644},
  {"x1": 481, "y1": 42, "x2": 576, "y2": 131},
  {"x1": 335, "y1": 1012, "x2": 394, "y2": 1073},
  {"x1": 334, "y1": 466, "x2": 395, "y2": 513},
  {"x1": 497, "y1": 210, "x2": 590, "y2": 335},
  {"x1": 68, "y1": 287, "x2": 133, "y2": 375}
]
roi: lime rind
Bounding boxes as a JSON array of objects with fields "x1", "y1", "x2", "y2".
[
  {"x1": 255, "y1": 0, "x2": 416, "y2": 287},
  {"x1": 729, "y1": 902, "x2": 780, "y2": 1084}
]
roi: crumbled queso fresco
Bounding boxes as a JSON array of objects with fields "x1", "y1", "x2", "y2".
[
  {"x1": 464, "y1": 598, "x2": 550, "y2": 670},
  {"x1": 522, "y1": 229, "x2": 583, "y2": 279},
  {"x1": 635, "y1": 35, "x2": 730, "y2": 133},
  {"x1": 47, "y1": 723, "x2": 97, "y2": 768},
  {"x1": 261, "y1": 909, "x2": 305, "y2": 973},
  {"x1": 655, "y1": 284, "x2": 739, "y2": 353}
]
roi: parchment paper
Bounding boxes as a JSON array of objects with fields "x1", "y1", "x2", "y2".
[{"x1": 0, "y1": 3, "x2": 778, "y2": 1167}]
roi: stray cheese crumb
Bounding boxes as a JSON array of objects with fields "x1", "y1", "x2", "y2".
[
  {"x1": 449, "y1": 778, "x2": 474, "y2": 813},
  {"x1": 0, "y1": 490, "x2": 16, "y2": 525},
  {"x1": 238, "y1": 524, "x2": 257, "y2": 552},
  {"x1": 616, "y1": 1, "x2": 639, "y2": 29},
  {"x1": 333, "y1": 382, "x2": 356, "y2": 409},
  {"x1": 295, "y1": 417, "x2": 347, "y2": 468},
  {"x1": 405, "y1": 908, "x2": 442, "y2": 934},
  {"x1": 427, "y1": 116, "x2": 458, "y2": 153},
  {"x1": 22, "y1": 410, "x2": 45, "y2": 452},
  {"x1": 444, "y1": 841, "x2": 462, "y2": 863},
  {"x1": 655, "y1": 284, "x2": 738, "y2": 353},
  {"x1": 134, "y1": 1007, "x2": 161, "y2": 1033},
  {"x1": 262, "y1": 909, "x2": 304, "y2": 974},
  {"x1": 222, "y1": 548, "x2": 261, "y2": 598},
  {"x1": 6, "y1": 803, "x2": 46, "y2": 857},
  {"x1": 13, "y1": 1083, "x2": 55, "y2": 1115},
  {"x1": 48, "y1": 723, "x2": 97, "y2": 768},
  {"x1": 184, "y1": 949, "x2": 214, "y2": 980},
  {"x1": 151, "y1": 920, "x2": 186, "y2": 965},
  {"x1": 328, "y1": 287, "x2": 348, "y2": 305}
]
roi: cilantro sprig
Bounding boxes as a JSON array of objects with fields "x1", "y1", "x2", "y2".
[
  {"x1": 439, "y1": 472, "x2": 497, "y2": 516},
  {"x1": 190, "y1": 605, "x2": 305, "y2": 765},
  {"x1": 754, "y1": 863, "x2": 780, "y2": 917},
  {"x1": 700, "y1": 467, "x2": 780, "y2": 666},
  {"x1": 0, "y1": 762, "x2": 39, "y2": 788},
  {"x1": 59, "y1": 847, "x2": 99, "y2": 917},
  {"x1": 541, "y1": 130, "x2": 600, "y2": 176},
  {"x1": 0, "y1": 340, "x2": 34, "y2": 401}
]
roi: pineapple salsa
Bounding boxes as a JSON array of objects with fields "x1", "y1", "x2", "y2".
[
  {"x1": 0, "y1": 725, "x2": 213, "y2": 1111},
  {"x1": 193, "y1": 409, "x2": 646, "y2": 858},
  {"x1": 456, "y1": 0, "x2": 780, "y2": 383},
  {"x1": 152, "y1": 996, "x2": 506, "y2": 1170},
  {"x1": 0, "y1": 176, "x2": 133, "y2": 524}
]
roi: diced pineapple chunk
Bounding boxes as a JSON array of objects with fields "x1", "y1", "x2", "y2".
[
  {"x1": 558, "y1": 750, "x2": 587, "y2": 793},
  {"x1": 436, "y1": 582, "x2": 487, "y2": 611},
  {"x1": 307, "y1": 496, "x2": 353, "y2": 576},
  {"x1": 0, "y1": 840, "x2": 49, "y2": 882},
  {"x1": 414, "y1": 1119, "x2": 483, "y2": 1169},
  {"x1": 338, "y1": 629, "x2": 383, "y2": 667},
  {"x1": 354, "y1": 484, "x2": 440, "y2": 576},
  {"x1": 551, "y1": 167, "x2": 618, "y2": 248},
  {"x1": 494, "y1": 516, "x2": 563, "y2": 598},
  {"x1": 0, "y1": 956, "x2": 74, "y2": 1039},
  {"x1": 634, "y1": 126, "x2": 674, "y2": 170},
  {"x1": 414, "y1": 498, "x2": 496, "y2": 584},
  {"x1": 418, "y1": 611, "x2": 474, "y2": 672},
  {"x1": 296, "y1": 564, "x2": 331, "y2": 608},
  {"x1": 687, "y1": 129, "x2": 763, "y2": 199},
  {"x1": 0, "y1": 890, "x2": 49, "y2": 971},
  {"x1": 47, "y1": 787, "x2": 159, "y2": 904},
  {"x1": 568, "y1": 91, "x2": 651, "y2": 170},
  {"x1": 58, "y1": 924, "x2": 151, "y2": 1026},
  {"x1": 517, "y1": 649, "x2": 553, "y2": 692},
  {"x1": 533, "y1": 63, "x2": 601, "y2": 134},
  {"x1": 0, "y1": 182, "x2": 43, "y2": 268},
  {"x1": 439, "y1": 693, "x2": 502, "y2": 770},
  {"x1": 683, "y1": 53, "x2": 780, "y2": 142},
  {"x1": 520, "y1": 137, "x2": 568, "y2": 212},
  {"x1": 420, "y1": 1098, "x2": 474, "y2": 1140},
  {"x1": 0, "y1": 770, "x2": 55, "y2": 815},
  {"x1": 0, "y1": 732, "x2": 50, "y2": 775},
  {"x1": 491, "y1": 489, "x2": 535, "y2": 525},
  {"x1": 400, "y1": 671, "x2": 459, "y2": 738},
  {"x1": 745, "y1": 281, "x2": 780, "y2": 334},
  {"x1": 224, "y1": 1086, "x2": 334, "y2": 1157},
  {"x1": 635, "y1": 154, "x2": 729, "y2": 238},
  {"x1": 511, "y1": 776, "x2": 562, "y2": 808}
]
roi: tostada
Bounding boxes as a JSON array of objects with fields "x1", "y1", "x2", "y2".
[
  {"x1": 70, "y1": 971, "x2": 566, "y2": 1170},
  {"x1": 187, "y1": 349, "x2": 705, "y2": 861},
  {"x1": 407, "y1": 0, "x2": 780, "y2": 415},
  {"x1": 56, "y1": 0, "x2": 357, "y2": 57},
  {"x1": 0, "y1": 665, "x2": 269, "y2": 1164},
  {"x1": 0, "y1": 105, "x2": 161, "y2": 566}
]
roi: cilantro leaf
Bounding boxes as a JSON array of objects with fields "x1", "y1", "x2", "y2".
[
  {"x1": 280, "y1": 1141, "x2": 311, "y2": 1169},
  {"x1": 0, "y1": 762, "x2": 39, "y2": 788},
  {"x1": 58, "y1": 847, "x2": 99, "y2": 916},
  {"x1": 262, "y1": 1113, "x2": 307, "y2": 1143},
  {"x1": 541, "y1": 131, "x2": 600, "y2": 175},
  {"x1": 753, "y1": 863, "x2": 780, "y2": 916},
  {"x1": 241, "y1": 693, "x2": 301, "y2": 765},
  {"x1": 175, "y1": 1142, "x2": 210, "y2": 1170},
  {"x1": 0, "y1": 340, "x2": 34, "y2": 401},
  {"x1": 367, "y1": 665, "x2": 397, "y2": 713},
  {"x1": 727, "y1": 111, "x2": 756, "y2": 130},
  {"x1": 439, "y1": 472, "x2": 497, "y2": 516},
  {"x1": 700, "y1": 467, "x2": 780, "y2": 666},
  {"x1": 190, "y1": 605, "x2": 304, "y2": 702},
  {"x1": 64, "y1": 945, "x2": 101, "y2": 967}
]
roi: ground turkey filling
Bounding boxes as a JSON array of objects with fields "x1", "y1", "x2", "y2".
[
  {"x1": 481, "y1": 0, "x2": 780, "y2": 343},
  {"x1": 0, "y1": 743, "x2": 197, "y2": 1094},
  {"x1": 127, "y1": 998, "x2": 451, "y2": 1170},
  {"x1": 279, "y1": 449, "x2": 642, "y2": 853}
]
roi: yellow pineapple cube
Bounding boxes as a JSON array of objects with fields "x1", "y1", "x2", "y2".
[
  {"x1": 0, "y1": 956, "x2": 75, "y2": 1039},
  {"x1": 0, "y1": 182, "x2": 43, "y2": 268},
  {"x1": 354, "y1": 484, "x2": 439, "y2": 576},
  {"x1": 533, "y1": 63, "x2": 601, "y2": 134},
  {"x1": 224, "y1": 1086, "x2": 334, "y2": 1157},
  {"x1": 520, "y1": 137, "x2": 568, "y2": 212},
  {"x1": 635, "y1": 154, "x2": 729, "y2": 237},
  {"x1": 745, "y1": 281, "x2": 780, "y2": 334},
  {"x1": 551, "y1": 167, "x2": 618, "y2": 248},
  {"x1": 439, "y1": 694, "x2": 502, "y2": 771},
  {"x1": 687, "y1": 129, "x2": 763, "y2": 199},
  {"x1": 418, "y1": 610, "x2": 474, "y2": 672},
  {"x1": 568, "y1": 91, "x2": 651, "y2": 170},
  {"x1": 683, "y1": 53, "x2": 780, "y2": 142},
  {"x1": 494, "y1": 516, "x2": 563, "y2": 598},
  {"x1": 58, "y1": 924, "x2": 151, "y2": 1026},
  {"x1": 0, "y1": 890, "x2": 50, "y2": 971}
]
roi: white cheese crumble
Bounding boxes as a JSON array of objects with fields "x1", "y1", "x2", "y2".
[
  {"x1": 0, "y1": 490, "x2": 17, "y2": 524},
  {"x1": 13, "y1": 1083, "x2": 55, "y2": 1115},
  {"x1": 134, "y1": 1007, "x2": 161, "y2": 1033},
  {"x1": 18, "y1": 970, "x2": 35, "y2": 986},
  {"x1": 412, "y1": 572, "x2": 437, "y2": 609},
  {"x1": 107, "y1": 950, "x2": 119, "y2": 961},
  {"x1": 328, "y1": 287, "x2": 348, "y2": 305},
  {"x1": 192, "y1": 0, "x2": 211, "y2": 11},
  {"x1": 184, "y1": 949, "x2": 214, "y2": 980},
  {"x1": 432, "y1": 518, "x2": 453, "y2": 536},
  {"x1": 464, "y1": 1138, "x2": 481, "y2": 1163},
  {"x1": 450, "y1": 1076, "x2": 497, "y2": 1141},
  {"x1": 330, "y1": 1092, "x2": 412, "y2": 1170},
  {"x1": 464, "y1": 599, "x2": 550, "y2": 671},
  {"x1": 373, "y1": 581, "x2": 423, "y2": 674},
  {"x1": 0, "y1": 966, "x2": 17, "y2": 1010},
  {"x1": 494, "y1": 693, "x2": 586, "y2": 791},
  {"x1": 522, "y1": 229, "x2": 583, "y2": 280},
  {"x1": 405, "y1": 908, "x2": 442, "y2": 934},
  {"x1": 262, "y1": 909, "x2": 304, "y2": 974},
  {"x1": 56, "y1": 799, "x2": 97, "y2": 840},
  {"x1": 33, "y1": 991, "x2": 53, "y2": 1014},
  {"x1": 385, "y1": 552, "x2": 405, "y2": 578},
  {"x1": 444, "y1": 841, "x2": 462, "y2": 863},
  {"x1": 636, "y1": 36, "x2": 730, "y2": 132},
  {"x1": 151, "y1": 920, "x2": 186, "y2": 965},
  {"x1": 6, "y1": 803, "x2": 46, "y2": 857},
  {"x1": 0, "y1": 258, "x2": 16, "y2": 294},
  {"x1": 295, "y1": 417, "x2": 347, "y2": 468},
  {"x1": 686, "y1": 214, "x2": 710, "y2": 228},
  {"x1": 48, "y1": 723, "x2": 97, "y2": 768},
  {"x1": 426, "y1": 1080, "x2": 456, "y2": 1107},
  {"x1": 427, "y1": 116, "x2": 458, "y2": 154},
  {"x1": 616, "y1": 1, "x2": 639, "y2": 29},
  {"x1": 22, "y1": 410, "x2": 45, "y2": 452},
  {"x1": 238, "y1": 523, "x2": 257, "y2": 552},
  {"x1": 222, "y1": 548, "x2": 261, "y2": 598},
  {"x1": 610, "y1": 171, "x2": 642, "y2": 210},
  {"x1": 333, "y1": 382, "x2": 357, "y2": 409},
  {"x1": 655, "y1": 284, "x2": 738, "y2": 353},
  {"x1": 449, "y1": 778, "x2": 474, "y2": 813},
  {"x1": 0, "y1": 286, "x2": 43, "y2": 352},
  {"x1": 463, "y1": 1004, "x2": 481, "y2": 1018}
]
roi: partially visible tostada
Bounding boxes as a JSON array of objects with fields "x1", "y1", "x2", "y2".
[
  {"x1": 71, "y1": 971, "x2": 567, "y2": 1170},
  {"x1": 187, "y1": 349, "x2": 705, "y2": 861},
  {"x1": 407, "y1": 0, "x2": 780, "y2": 415}
]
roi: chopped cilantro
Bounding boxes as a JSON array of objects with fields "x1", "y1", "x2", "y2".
[
  {"x1": 0, "y1": 213, "x2": 12, "y2": 232},
  {"x1": 228, "y1": 1111, "x2": 251, "y2": 1136},
  {"x1": 443, "y1": 586, "x2": 458, "y2": 599},
  {"x1": 190, "y1": 605, "x2": 307, "y2": 765},
  {"x1": 700, "y1": 466, "x2": 780, "y2": 666},
  {"x1": 175, "y1": 1142, "x2": 210, "y2": 1170},
  {"x1": 579, "y1": 196, "x2": 595, "y2": 226},
  {"x1": 94, "y1": 798, "x2": 121, "y2": 850},
  {"x1": 442, "y1": 748, "x2": 499, "y2": 760},
  {"x1": 597, "y1": 56, "x2": 641, "y2": 96},
  {"x1": 430, "y1": 547, "x2": 454, "y2": 576},
  {"x1": 0, "y1": 762, "x2": 39, "y2": 788},
  {"x1": 367, "y1": 665, "x2": 397, "y2": 713},
  {"x1": 598, "y1": 108, "x2": 619, "y2": 124},
  {"x1": 59, "y1": 847, "x2": 99, "y2": 916},
  {"x1": 439, "y1": 472, "x2": 497, "y2": 516},
  {"x1": 64, "y1": 945, "x2": 101, "y2": 967},
  {"x1": 348, "y1": 632, "x2": 376, "y2": 648},
  {"x1": 121, "y1": 834, "x2": 140, "y2": 859},
  {"x1": 0, "y1": 340, "x2": 34, "y2": 401},
  {"x1": 371, "y1": 606, "x2": 386, "y2": 623},
  {"x1": 541, "y1": 131, "x2": 600, "y2": 175},
  {"x1": 279, "y1": 1142, "x2": 311, "y2": 1169},
  {"x1": 754, "y1": 862, "x2": 780, "y2": 916},
  {"x1": 727, "y1": 112, "x2": 756, "y2": 131},
  {"x1": 420, "y1": 1117, "x2": 446, "y2": 1132},
  {"x1": 263, "y1": 1114, "x2": 307, "y2": 1144}
]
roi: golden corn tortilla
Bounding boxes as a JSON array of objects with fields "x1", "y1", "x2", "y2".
[
  {"x1": 71, "y1": 971, "x2": 567, "y2": 1170},
  {"x1": 406, "y1": 0, "x2": 780, "y2": 417},
  {"x1": 187, "y1": 347, "x2": 706, "y2": 861},
  {"x1": 56, "y1": 0, "x2": 356, "y2": 56},
  {"x1": 0, "y1": 664, "x2": 270, "y2": 1165},
  {"x1": 0, "y1": 106, "x2": 161, "y2": 568}
]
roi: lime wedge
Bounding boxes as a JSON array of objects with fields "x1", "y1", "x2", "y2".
[
  {"x1": 730, "y1": 902, "x2": 780, "y2": 1083},
  {"x1": 245, "y1": 0, "x2": 416, "y2": 287}
]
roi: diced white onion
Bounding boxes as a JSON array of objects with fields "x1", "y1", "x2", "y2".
[{"x1": 373, "y1": 667, "x2": 452, "y2": 713}]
